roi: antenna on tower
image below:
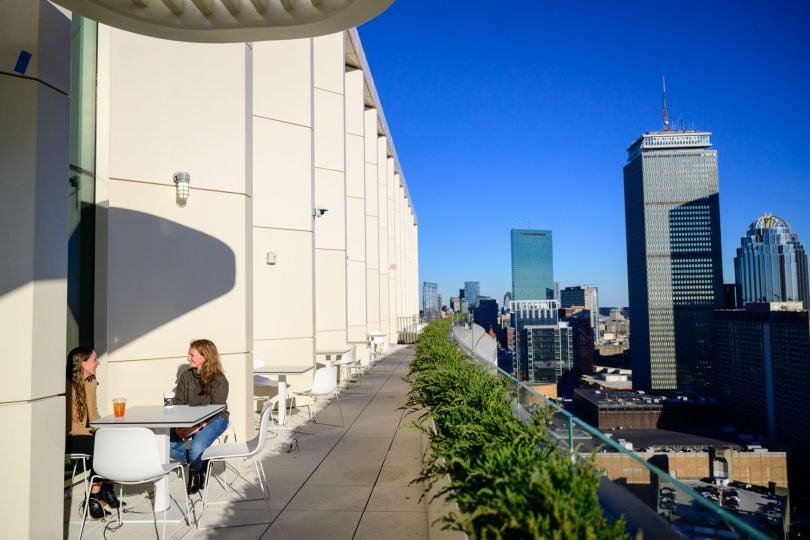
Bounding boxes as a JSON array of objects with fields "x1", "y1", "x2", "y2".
[{"x1": 662, "y1": 76, "x2": 670, "y2": 131}]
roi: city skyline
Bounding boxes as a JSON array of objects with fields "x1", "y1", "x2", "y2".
[{"x1": 359, "y1": 1, "x2": 810, "y2": 306}]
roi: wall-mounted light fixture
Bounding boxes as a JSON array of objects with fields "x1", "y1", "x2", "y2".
[
  {"x1": 173, "y1": 171, "x2": 190, "y2": 207},
  {"x1": 313, "y1": 208, "x2": 328, "y2": 218}
]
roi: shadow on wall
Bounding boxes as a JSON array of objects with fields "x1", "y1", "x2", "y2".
[{"x1": 102, "y1": 207, "x2": 236, "y2": 355}]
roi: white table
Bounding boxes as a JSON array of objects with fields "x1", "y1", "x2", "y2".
[
  {"x1": 252, "y1": 364, "x2": 313, "y2": 426},
  {"x1": 315, "y1": 347, "x2": 353, "y2": 364},
  {"x1": 91, "y1": 404, "x2": 225, "y2": 513}
]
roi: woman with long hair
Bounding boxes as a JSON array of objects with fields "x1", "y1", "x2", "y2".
[
  {"x1": 65, "y1": 346, "x2": 122, "y2": 518},
  {"x1": 169, "y1": 338, "x2": 229, "y2": 494}
]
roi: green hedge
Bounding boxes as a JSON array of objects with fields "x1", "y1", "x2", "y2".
[{"x1": 406, "y1": 318, "x2": 628, "y2": 540}]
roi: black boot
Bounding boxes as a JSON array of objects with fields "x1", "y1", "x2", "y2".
[
  {"x1": 84, "y1": 492, "x2": 111, "y2": 519},
  {"x1": 99, "y1": 482, "x2": 126, "y2": 509},
  {"x1": 198, "y1": 466, "x2": 207, "y2": 491},
  {"x1": 186, "y1": 470, "x2": 200, "y2": 495}
]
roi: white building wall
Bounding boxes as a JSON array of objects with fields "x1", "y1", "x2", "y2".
[
  {"x1": 252, "y1": 37, "x2": 314, "y2": 391},
  {"x1": 95, "y1": 29, "x2": 253, "y2": 438},
  {"x1": 1, "y1": 15, "x2": 418, "y2": 540},
  {"x1": 346, "y1": 70, "x2": 368, "y2": 343},
  {"x1": 313, "y1": 32, "x2": 347, "y2": 349},
  {"x1": 0, "y1": 2, "x2": 70, "y2": 537}
]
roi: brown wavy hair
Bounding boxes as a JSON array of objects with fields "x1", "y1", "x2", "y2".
[
  {"x1": 190, "y1": 339, "x2": 224, "y2": 394},
  {"x1": 66, "y1": 346, "x2": 94, "y2": 420}
]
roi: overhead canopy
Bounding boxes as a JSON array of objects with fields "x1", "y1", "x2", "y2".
[{"x1": 52, "y1": 0, "x2": 394, "y2": 43}]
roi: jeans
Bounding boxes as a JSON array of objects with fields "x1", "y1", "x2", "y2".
[{"x1": 169, "y1": 415, "x2": 228, "y2": 472}]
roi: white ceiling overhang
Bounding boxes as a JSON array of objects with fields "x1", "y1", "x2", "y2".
[{"x1": 51, "y1": 0, "x2": 394, "y2": 42}]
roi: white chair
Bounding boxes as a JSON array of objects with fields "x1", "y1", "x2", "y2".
[
  {"x1": 295, "y1": 365, "x2": 343, "y2": 426},
  {"x1": 252, "y1": 358, "x2": 291, "y2": 428},
  {"x1": 349, "y1": 348, "x2": 374, "y2": 385},
  {"x1": 79, "y1": 427, "x2": 190, "y2": 540},
  {"x1": 332, "y1": 346, "x2": 356, "y2": 391},
  {"x1": 198, "y1": 403, "x2": 273, "y2": 526},
  {"x1": 68, "y1": 452, "x2": 91, "y2": 501}
]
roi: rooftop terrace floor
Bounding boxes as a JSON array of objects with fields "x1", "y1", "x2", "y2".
[{"x1": 64, "y1": 345, "x2": 464, "y2": 540}]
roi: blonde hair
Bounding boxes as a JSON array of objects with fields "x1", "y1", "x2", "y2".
[{"x1": 190, "y1": 339, "x2": 224, "y2": 394}]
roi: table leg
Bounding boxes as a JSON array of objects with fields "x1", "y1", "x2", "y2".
[
  {"x1": 153, "y1": 428, "x2": 171, "y2": 512},
  {"x1": 277, "y1": 376, "x2": 288, "y2": 426}
]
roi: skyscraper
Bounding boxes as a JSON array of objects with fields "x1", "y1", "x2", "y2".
[
  {"x1": 511, "y1": 299, "x2": 561, "y2": 381},
  {"x1": 713, "y1": 302, "x2": 810, "y2": 508},
  {"x1": 464, "y1": 281, "x2": 480, "y2": 308},
  {"x1": 734, "y1": 213, "x2": 809, "y2": 309},
  {"x1": 422, "y1": 281, "x2": 439, "y2": 321},
  {"x1": 511, "y1": 229, "x2": 554, "y2": 301},
  {"x1": 624, "y1": 129, "x2": 723, "y2": 391},
  {"x1": 561, "y1": 285, "x2": 599, "y2": 343}
]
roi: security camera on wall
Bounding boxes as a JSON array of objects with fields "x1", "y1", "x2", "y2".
[{"x1": 313, "y1": 208, "x2": 328, "y2": 218}]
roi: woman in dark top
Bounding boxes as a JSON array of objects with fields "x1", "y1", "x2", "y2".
[
  {"x1": 65, "y1": 346, "x2": 122, "y2": 518},
  {"x1": 169, "y1": 338, "x2": 229, "y2": 494}
]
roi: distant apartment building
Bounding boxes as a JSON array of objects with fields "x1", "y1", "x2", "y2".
[
  {"x1": 560, "y1": 307, "x2": 595, "y2": 379},
  {"x1": 471, "y1": 296, "x2": 499, "y2": 334},
  {"x1": 422, "y1": 282, "x2": 439, "y2": 321},
  {"x1": 712, "y1": 302, "x2": 810, "y2": 502},
  {"x1": 624, "y1": 129, "x2": 723, "y2": 391},
  {"x1": 503, "y1": 291, "x2": 512, "y2": 312},
  {"x1": 511, "y1": 300, "x2": 573, "y2": 391},
  {"x1": 464, "y1": 281, "x2": 480, "y2": 308},
  {"x1": 561, "y1": 285, "x2": 599, "y2": 343},
  {"x1": 511, "y1": 229, "x2": 554, "y2": 301},
  {"x1": 450, "y1": 296, "x2": 461, "y2": 313},
  {"x1": 734, "y1": 213, "x2": 809, "y2": 308}
]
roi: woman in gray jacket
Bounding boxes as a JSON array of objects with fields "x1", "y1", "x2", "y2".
[{"x1": 169, "y1": 338, "x2": 229, "y2": 494}]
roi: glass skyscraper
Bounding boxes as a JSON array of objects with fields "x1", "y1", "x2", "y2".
[
  {"x1": 422, "y1": 281, "x2": 439, "y2": 321},
  {"x1": 464, "y1": 281, "x2": 480, "y2": 308},
  {"x1": 511, "y1": 229, "x2": 554, "y2": 301},
  {"x1": 734, "y1": 214, "x2": 809, "y2": 308},
  {"x1": 624, "y1": 130, "x2": 723, "y2": 391}
]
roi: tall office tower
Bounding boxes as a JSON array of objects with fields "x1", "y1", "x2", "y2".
[
  {"x1": 422, "y1": 281, "x2": 439, "y2": 322},
  {"x1": 511, "y1": 229, "x2": 554, "y2": 300},
  {"x1": 734, "y1": 213, "x2": 809, "y2": 309},
  {"x1": 561, "y1": 285, "x2": 600, "y2": 343},
  {"x1": 713, "y1": 302, "x2": 810, "y2": 508},
  {"x1": 624, "y1": 129, "x2": 723, "y2": 391},
  {"x1": 471, "y1": 296, "x2": 499, "y2": 334},
  {"x1": 510, "y1": 300, "x2": 559, "y2": 381},
  {"x1": 464, "y1": 281, "x2": 480, "y2": 308},
  {"x1": 438, "y1": 294, "x2": 444, "y2": 311}
]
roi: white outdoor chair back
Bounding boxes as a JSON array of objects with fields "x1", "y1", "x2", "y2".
[
  {"x1": 310, "y1": 365, "x2": 338, "y2": 395},
  {"x1": 93, "y1": 427, "x2": 165, "y2": 482},
  {"x1": 359, "y1": 348, "x2": 373, "y2": 367}
]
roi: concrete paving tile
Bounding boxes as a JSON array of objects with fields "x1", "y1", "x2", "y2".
[
  {"x1": 377, "y1": 466, "x2": 423, "y2": 487},
  {"x1": 354, "y1": 511, "x2": 429, "y2": 540},
  {"x1": 260, "y1": 510, "x2": 361, "y2": 539},
  {"x1": 262, "y1": 448, "x2": 329, "y2": 467},
  {"x1": 333, "y1": 436, "x2": 392, "y2": 452},
  {"x1": 262, "y1": 465, "x2": 316, "y2": 486},
  {"x1": 185, "y1": 522, "x2": 271, "y2": 539},
  {"x1": 366, "y1": 485, "x2": 428, "y2": 512},
  {"x1": 320, "y1": 449, "x2": 387, "y2": 468},
  {"x1": 347, "y1": 417, "x2": 400, "y2": 437},
  {"x1": 195, "y1": 504, "x2": 280, "y2": 530},
  {"x1": 286, "y1": 484, "x2": 373, "y2": 511},
  {"x1": 306, "y1": 465, "x2": 381, "y2": 486}
]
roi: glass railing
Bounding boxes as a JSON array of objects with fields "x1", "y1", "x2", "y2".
[{"x1": 450, "y1": 326, "x2": 773, "y2": 540}]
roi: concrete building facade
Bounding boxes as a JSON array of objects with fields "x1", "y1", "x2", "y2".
[{"x1": 1, "y1": 3, "x2": 416, "y2": 537}]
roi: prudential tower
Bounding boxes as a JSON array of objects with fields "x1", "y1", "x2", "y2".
[{"x1": 623, "y1": 82, "x2": 724, "y2": 391}]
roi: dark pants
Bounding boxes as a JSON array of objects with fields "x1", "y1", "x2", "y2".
[{"x1": 66, "y1": 435, "x2": 97, "y2": 479}]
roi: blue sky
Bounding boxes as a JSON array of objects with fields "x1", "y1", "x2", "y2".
[{"x1": 358, "y1": 1, "x2": 810, "y2": 307}]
